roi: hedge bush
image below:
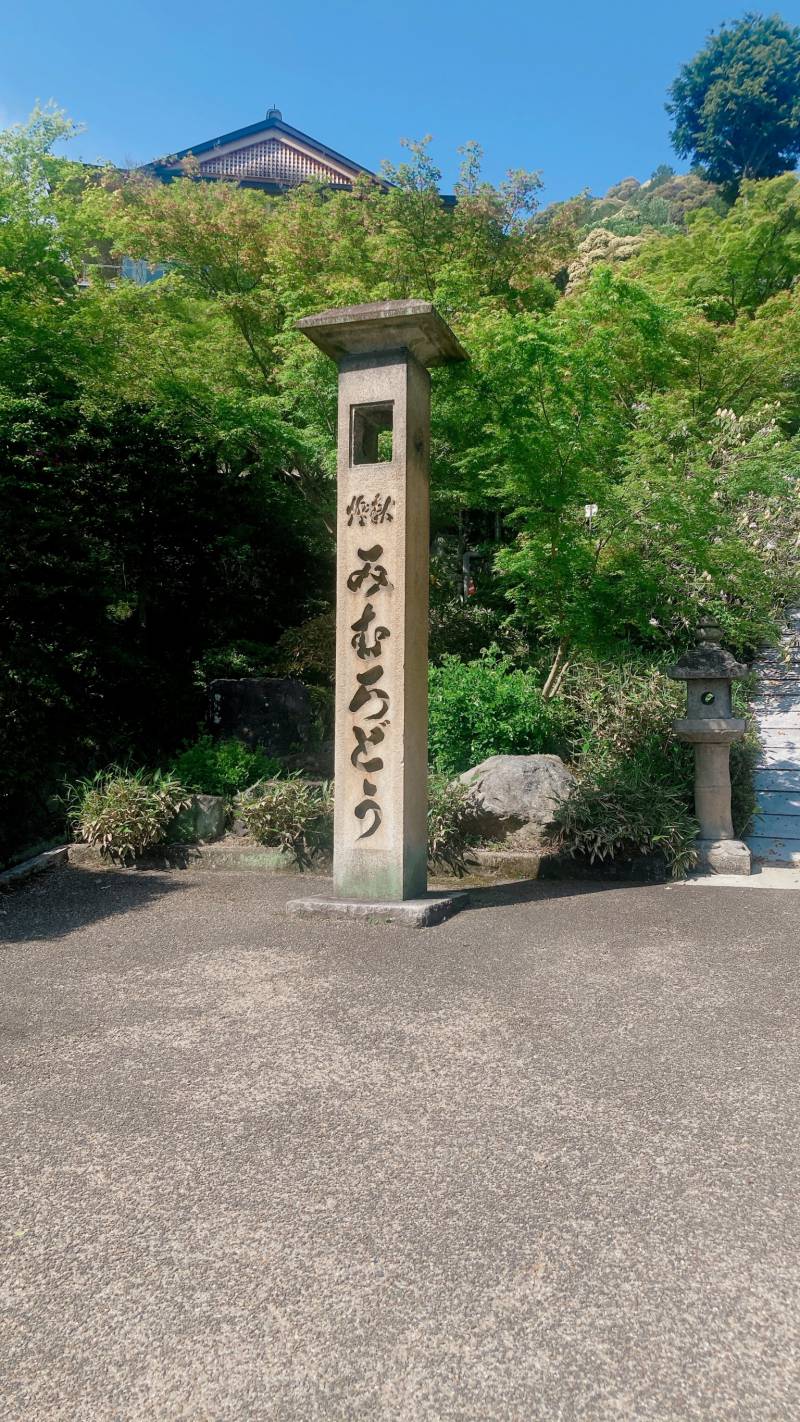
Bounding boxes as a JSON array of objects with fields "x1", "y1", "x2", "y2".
[
  {"x1": 171, "y1": 735, "x2": 281, "y2": 798},
  {"x1": 428, "y1": 647, "x2": 574, "y2": 776}
]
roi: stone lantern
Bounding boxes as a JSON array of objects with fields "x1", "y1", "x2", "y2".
[{"x1": 667, "y1": 617, "x2": 751, "y2": 875}]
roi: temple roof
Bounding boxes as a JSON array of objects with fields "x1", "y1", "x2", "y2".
[{"x1": 146, "y1": 107, "x2": 376, "y2": 193}]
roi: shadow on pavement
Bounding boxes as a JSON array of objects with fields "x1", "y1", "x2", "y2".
[
  {"x1": 457, "y1": 875, "x2": 656, "y2": 911},
  {"x1": 0, "y1": 865, "x2": 187, "y2": 945}
]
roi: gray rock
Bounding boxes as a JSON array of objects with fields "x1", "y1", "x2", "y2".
[
  {"x1": 208, "y1": 678, "x2": 314, "y2": 756},
  {"x1": 167, "y1": 794, "x2": 227, "y2": 844},
  {"x1": 458, "y1": 754, "x2": 575, "y2": 843}
]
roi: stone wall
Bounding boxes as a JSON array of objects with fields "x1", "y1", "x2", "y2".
[{"x1": 208, "y1": 678, "x2": 314, "y2": 756}]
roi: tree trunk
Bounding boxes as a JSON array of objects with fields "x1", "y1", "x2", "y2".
[{"x1": 542, "y1": 640, "x2": 570, "y2": 701}]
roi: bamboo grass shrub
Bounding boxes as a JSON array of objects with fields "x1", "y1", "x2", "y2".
[
  {"x1": 241, "y1": 775, "x2": 481, "y2": 875},
  {"x1": 240, "y1": 778, "x2": 333, "y2": 869},
  {"x1": 70, "y1": 768, "x2": 191, "y2": 864},
  {"x1": 545, "y1": 752, "x2": 700, "y2": 878},
  {"x1": 427, "y1": 775, "x2": 480, "y2": 876}
]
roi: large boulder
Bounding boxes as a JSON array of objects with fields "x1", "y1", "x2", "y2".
[
  {"x1": 208, "y1": 677, "x2": 314, "y2": 756},
  {"x1": 458, "y1": 754, "x2": 575, "y2": 844}
]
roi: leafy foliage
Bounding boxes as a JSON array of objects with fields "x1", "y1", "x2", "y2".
[
  {"x1": 635, "y1": 174, "x2": 800, "y2": 321},
  {"x1": 196, "y1": 642, "x2": 275, "y2": 681},
  {"x1": 241, "y1": 778, "x2": 333, "y2": 868},
  {"x1": 549, "y1": 653, "x2": 758, "y2": 872},
  {"x1": 667, "y1": 14, "x2": 800, "y2": 189},
  {"x1": 546, "y1": 752, "x2": 700, "y2": 878},
  {"x1": 2, "y1": 106, "x2": 800, "y2": 868},
  {"x1": 552, "y1": 653, "x2": 700, "y2": 874},
  {"x1": 428, "y1": 649, "x2": 574, "y2": 776},
  {"x1": 0, "y1": 396, "x2": 317, "y2": 862},
  {"x1": 171, "y1": 736, "x2": 281, "y2": 798},
  {"x1": 271, "y1": 612, "x2": 336, "y2": 684},
  {"x1": 70, "y1": 767, "x2": 190, "y2": 864},
  {"x1": 428, "y1": 598, "x2": 528, "y2": 665},
  {"x1": 427, "y1": 774, "x2": 481, "y2": 876},
  {"x1": 563, "y1": 654, "x2": 685, "y2": 762}
]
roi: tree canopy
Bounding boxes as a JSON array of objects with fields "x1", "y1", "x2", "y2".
[
  {"x1": 667, "y1": 13, "x2": 800, "y2": 189},
  {"x1": 1, "y1": 107, "x2": 800, "y2": 858}
]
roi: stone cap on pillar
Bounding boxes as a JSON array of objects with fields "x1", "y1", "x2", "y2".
[
  {"x1": 667, "y1": 618, "x2": 748, "y2": 681},
  {"x1": 296, "y1": 299, "x2": 468, "y2": 367}
]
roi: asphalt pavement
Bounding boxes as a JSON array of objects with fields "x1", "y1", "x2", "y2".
[{"x1": 2, "y1": 865, "x2": 799, "y2": 1419}]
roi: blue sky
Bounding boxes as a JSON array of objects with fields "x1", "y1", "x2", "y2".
[{"x1": 4, "y1": 1, "x2": 800, "y2": 203}]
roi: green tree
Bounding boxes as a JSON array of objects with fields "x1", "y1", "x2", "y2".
[
  {"x1": 451, "y1": 271, "x2": 681, "y2": 689},
  {"x1": 447, "y1": 266, "x2": 800, "y2": 685},
  {"x1": 3, "y1": 103, "x2": 800, "y2": 866},
  {"x1": 634, "y1": 173, "x2": 800, "y2": 321},
  {"x1": 667, "y1": 13, "x2": 800, "y2": 189}
]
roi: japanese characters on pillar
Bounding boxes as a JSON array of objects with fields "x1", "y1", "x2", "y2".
[
  {"x1": 345, "y1": 517, "x2": 393, "y2": 844},
  {"x1": 297, "y1": 302, "x2": 468, "y2": 902}
]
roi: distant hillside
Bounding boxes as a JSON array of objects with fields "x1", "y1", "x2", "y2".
[
  {"x1": 575, "y1": 167, "x2": 726, "y2": 236},
  {"x1": 536, "y1": 166, "x2": 727, "y2": 293}
]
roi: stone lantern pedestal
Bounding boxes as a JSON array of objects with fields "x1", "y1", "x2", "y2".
[
  {"x1": 287, "y1": 300, "x2": 469, "y2": 927},
  {"x1": 668, "y1": 619, "x2": 751, "y2": 875}
]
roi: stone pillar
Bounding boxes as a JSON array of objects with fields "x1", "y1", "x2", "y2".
[
  {"x1": 295, "y1": 301, "x2": 468, "y2": 912},
  {"x1": 332, "y1": 349, "x2": 429, "y2": 900},
  {"x1": 694, "y1": 743, "x2": 735, "y2": 842}
]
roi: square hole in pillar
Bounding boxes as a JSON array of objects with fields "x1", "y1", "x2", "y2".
[{"x1": 351, "y1": 402, "x2": 393, "y2": 465}]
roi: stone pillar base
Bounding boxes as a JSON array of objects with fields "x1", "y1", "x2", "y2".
[
  {"x1": 286, "y1": 891, "x2": 468, "y2": 928},
  {"x1": 695, "y1": 839, "x2": 751, "y2": 876}
]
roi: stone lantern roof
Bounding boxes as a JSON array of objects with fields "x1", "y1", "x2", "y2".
[
  {"x1": 667, "y1": 619, "x2": 749, "y2": 682},
  {"x1": 296, "y1": 300, "x2": 469, "y2": 367}
]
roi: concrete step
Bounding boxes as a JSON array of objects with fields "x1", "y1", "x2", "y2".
[
  {"x1": 750, "y1": 696, "x2": 800, "y2": 712},
  {"x1": 755, "y1": 790, "x2": 800, "y2": 815},
  {"x1": 754, "y1": 769, "x2": 800, "y2": 791},
  {"x1": 758, "y1": 736, "x2": 800, "y2": 752},
  {"x1": 751, "y1": 813, "x2": 800, "y2": 838},
  {"x1": 747, "y1": 836, "x2": 800, "y2": 866},
  {"x1": 756, "y1": 753, "x2": 800, "y2": 770},
  {"x1": 754, "y1": 714, "x2": 800, "y2": 730}
]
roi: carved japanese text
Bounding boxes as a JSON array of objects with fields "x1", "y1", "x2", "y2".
[
  {"x1": 346, "y1": 541, "x2": 391, "y2": 839},
  {"x1": 346, "y1": 493, "x2": 395, "y2": 528}
]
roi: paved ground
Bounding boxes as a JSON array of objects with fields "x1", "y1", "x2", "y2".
[{"x1": 2, "y1": 865, "x2": 800, "y2": 1420}]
